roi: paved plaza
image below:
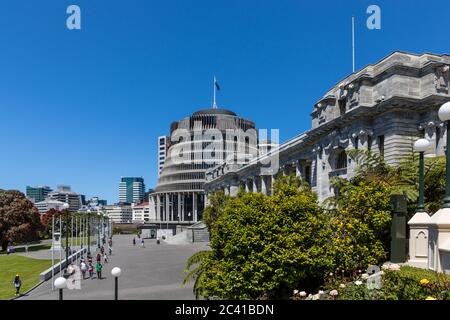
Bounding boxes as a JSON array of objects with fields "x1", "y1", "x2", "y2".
[{"x1": 18, "y1": 235, "x2": 209, "y2": 300}]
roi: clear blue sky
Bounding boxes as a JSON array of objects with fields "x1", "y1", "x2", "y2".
[{"x1": 1, "y1": 0, "x2": 449, "y2": 203}]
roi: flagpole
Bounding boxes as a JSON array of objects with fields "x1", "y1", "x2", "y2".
[
  {"x1": 51, "y1": 215, "x2": 54, "y2": 290},
  {"x1": 213, "y1": 76, "x2": 217, "y2": 108},
  {"x1": 352, "y1": 16, "x2": 355, "y2": 73}
]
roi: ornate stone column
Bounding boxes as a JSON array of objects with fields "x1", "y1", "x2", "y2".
[
  {"x1": 193, "y1": 192, "x2": 198, "y2": 223},
  {"x1": 156, "y1": 195, "x2": 161, "y2": 221},
  {"x1": 261, "y1": 176, "x2": 267, "y2": 195},
  {"x1": 295, "y1": 160, "x2": 302, "y2": 179},
  {"x1": 165, "y1": 193, "x2": 169, "y2": 222}
]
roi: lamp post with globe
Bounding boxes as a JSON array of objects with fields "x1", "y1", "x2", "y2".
[
  {"x1": 438, "y1": 101, "x2": 450, "y2": 208},
  {"x1": 87, "y1": 209, "x2": 91, "y2": 256},
  {"x1": 413, "y1": 138, "x2": 430, "y2": 212},
  {"x1": 111, "y1": 267, "x2": 122, "y2": 300},
  {"x1": 62, "y1": 203, "x2": 70, "y2": 272},
  {"x1": 54, "y1": 277, "x2": 67, "y2": 300}
]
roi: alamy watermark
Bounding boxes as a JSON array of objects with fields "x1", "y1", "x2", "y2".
[
  {"x1": 66, "y1": 5, "x2": 81, "y2": 30},
  {"x1": 367, "y1": 5, "x2": 381, "y2": 30},
  {"x1": 169, "y1": 124, "x2": 280, "y2": 176}
]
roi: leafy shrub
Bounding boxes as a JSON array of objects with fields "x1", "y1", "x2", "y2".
[{"x1": 379, "y1": 266, "x2": 450, "y2": 300}]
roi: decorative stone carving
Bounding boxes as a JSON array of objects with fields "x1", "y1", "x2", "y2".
[
  {"x1": 435, "y1": 65, "x2": 449, "y2": 93},
  {"x1": 323, "y1": 131, "x2": 350, "y2": 154},
  {"x1": 418, "y1": 121, "x2": 444, "y2": 139},
  {"x1": 347, "y1": 82, "x2": 360, "y2": 107}
]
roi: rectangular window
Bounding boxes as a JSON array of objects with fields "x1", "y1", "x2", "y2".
[
  {"x1": 338, "y1": 99, "x2": 346, "y2": 116},
  {"x1": 378, "y1": 135, "x2": 385, "y2": 158},
  {"x1": 305, "y1": 165, "x2": 311, "y2": 185}
]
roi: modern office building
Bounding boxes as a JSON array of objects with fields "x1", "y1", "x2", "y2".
[
  {"x1": 104, "y1": 203, "x2": 133, "y2": 224},
  {"x1": 119, "y1": 177, "x2": 145, "y2": 204},
  {"x1": 205, "y1": 52, "x2": 450, "y2": 203},
  {"x1": 132, "y1": 201, "x2": 155, "y2": 223},
  {"x1": 47, "y1": 185, "x2": 82, "y2": 212},
  {"x1": 26, "y1": 186, "x2": 52, "y2": 203},
  {"x1": 151, "y1": 107, "x2": 258, "y2": 226},
  {"x1": 35, "y1": 199, "x2": 66, "y2": 215},
  {"x1": 158, "y1": 136, "x2": 170, "y2": 176}
]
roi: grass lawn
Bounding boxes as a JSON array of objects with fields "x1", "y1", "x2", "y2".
[{"x1": 0, "y1": 255, "x2": 53, "y2": 300}]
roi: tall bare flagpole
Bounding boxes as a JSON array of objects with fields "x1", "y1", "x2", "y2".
[
  {"x1": 213, "y1": 76, "x2": 217, "y2": 109},
  {"x1": 352, "y1": 16, "x2": 355, "y2": 73},
  {"x1": 59, "y1": 217, "x2": 62, "y2": 275},
  {"x1": 51, "y1": 215, "x2": 55, "y2": 290}
]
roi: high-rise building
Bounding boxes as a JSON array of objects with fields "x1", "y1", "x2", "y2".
[
  {"x1": 158, "y1": 136, "x2": 170, "y2": 176},
  {"x1": 26, "y1": 186, "x2": 52, "y2": 203},
  {"x1": 119, "y1": 177, "x2": 145, "y2": 204},
  {"x1": 47, "y1": 185, "x2": 82, "y2": 212}
]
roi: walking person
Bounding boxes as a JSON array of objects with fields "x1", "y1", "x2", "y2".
[
  {"x1": 80, "y1": 260, "x2": 87, "y2": 280},
  {"x1": 132, "y1": 237, "x2": 136, "y2": 246},
  {"x1": 96, "y1": 261, "x2": 103, "y2": 280},
  {"x1": 88, "y1": 262, "x2": 94, "y2": 278},
  {"x1": 108, "y1": 246, "x2": 112, "y2": 256},
  {"x1": 103, "y1": 253, "x2": 108, "y2": 264},
  {"x1": 100, "y1": 246, "x2": 105, "y2": 255},
  {"x1": 13, "y1": 274, "x2": 21, "y2": 296},
  {"x1": 141, "y1": 238, "x2": 145, "y2": 248},
  {"x1": 96, "y1": 252, "x2": 101, "y2": 263}
]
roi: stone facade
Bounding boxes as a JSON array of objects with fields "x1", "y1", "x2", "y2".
[{"x1": 205, "y1": 52, "x2": 450, "y2": 203}]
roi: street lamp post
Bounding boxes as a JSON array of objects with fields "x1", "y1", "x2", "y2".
[
  {"x1": 97, "y1": 214, "x2": 101, "y2": 249},
  {"x1": 111, "y1": 267, "x2": 122, "y2": 300},
  {"x1": 87, "y1": 209, "x2": 91, "y2": 256},
  {"x1": 414, "y1": 138, "x2": 430, "y2": 212},
  {"x1": 54, "y1": 277, "x2": 67, "y2": 300},
  {"x1": 438, "y1": 101, "x2": 450, "y2": 208},
  {"x1": 62, "y1": 203, "x2": 70, "y2": 272}
]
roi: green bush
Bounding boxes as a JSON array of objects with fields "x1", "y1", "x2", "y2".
[
  {"x1": 379, "y1": 266, "x2": 450, "y2": 300},
  {"x1": 186, "y1": 176, "x2": 333, "y2": 299},
  {"x1": 339, "y1": 282, "x2": 379, "y2": 300}
]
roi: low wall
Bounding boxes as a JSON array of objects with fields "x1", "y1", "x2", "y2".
[{"x1": 39, "y1": 248, "x2": 87, "y2": 281}]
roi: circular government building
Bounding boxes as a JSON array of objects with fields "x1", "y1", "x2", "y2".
[{"x1": 151, "y1": 107, "x2": 257, "y2": 226}]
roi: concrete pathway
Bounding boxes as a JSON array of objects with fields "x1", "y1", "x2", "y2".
[{"x1": 18, "y1": 234, "x2": 209, "y2": 300}]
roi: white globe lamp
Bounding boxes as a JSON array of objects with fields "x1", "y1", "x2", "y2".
[
  {"x1": 413, "y1": 139, "x2": 430, "y2": 153},
  {"x1": 438, "y1": 102, "x2": 450, "y2": 122},
  {"x1": 112, "y1": 267, "x2": 122, "y2": 300},
  {"x1": 54, "y1": 277, "x2": 67, "y2": 300},
  {"x1": 111, "y1": 267, "x2": 122, "y2": 277}
]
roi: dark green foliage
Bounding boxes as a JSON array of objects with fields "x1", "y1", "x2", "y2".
[{"x1": 0, "y1": 190, "x2": 42, "y2": 251}]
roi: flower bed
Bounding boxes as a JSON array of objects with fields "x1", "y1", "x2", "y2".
[{"x1": 292, "y1": 265, "x2": 450, "y2": 300}]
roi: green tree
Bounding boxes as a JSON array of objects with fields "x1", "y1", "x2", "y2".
[
  {"x1": 346, "y1": 149, "x2": 446, "y2": 215},
  {"x1": 0, "y1": 190, "x2": 42, "y2": 250},
  {"x1": 327, "y1": 178, "x2": 392, "y2": 271},
  {"x1": 185, "y1": 176, "x2": 333, "y2": 299}
]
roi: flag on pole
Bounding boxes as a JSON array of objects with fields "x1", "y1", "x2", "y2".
[{"x1": 214, "y1": 77, "x2": 220, "y2": 91}]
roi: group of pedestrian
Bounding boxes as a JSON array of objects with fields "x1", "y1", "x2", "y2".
[
  {"x1": 132, "y1": 236, "x2": 146, "y2": 248},
  {"x1": 78, "y1": 237, "x2": 113, "y2": 280},
  {"x1": 11, "y1": 237, "x2": 115, "y2": 297}
]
